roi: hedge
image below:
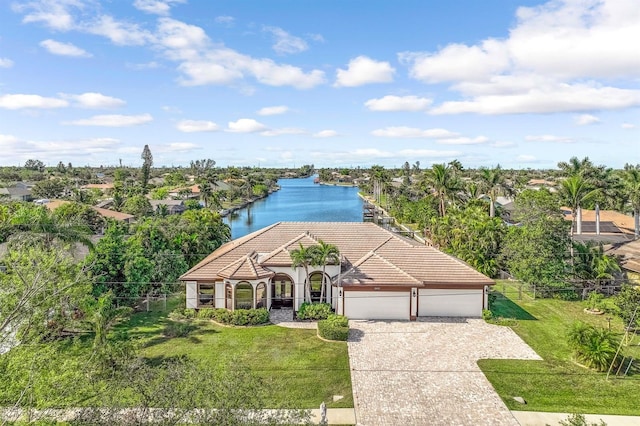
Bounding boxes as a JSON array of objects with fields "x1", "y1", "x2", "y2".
[
  {"x1": 317, "y1": 314, "x2": 349, "y2": 341},
  {"x1": 169, "y1": 307, "x2": 269, "y2": 326},
  {"x1": 297, "y1": 302, "x2": 332, "y2": 320}
]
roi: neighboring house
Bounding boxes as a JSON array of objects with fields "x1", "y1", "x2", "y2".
[
  {"x1": 563, "y1": 207, "x2": 635, "y2": 244},
  {"x1": 606, "y1": 239, "x2": 640, "y2": 280},
  {"x1": 82, "y1": 183, "x2": 114, "y2": 192},
  {"x1": 180, "y1": 222, "x2": 494, "y2": 320},
  {"x1": 1, "y1": 186, "x2": 33, "y2": 201},
  {"x1": 42, "y1": 199, "x2": 135, "y2": 224},
  {"x1": 150, "y1": 199, "x2": 186, "y2": 215}
]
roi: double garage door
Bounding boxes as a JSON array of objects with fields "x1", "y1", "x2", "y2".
[{"x1": 343, "y1": 288, "x2": 483, "y2": 320}]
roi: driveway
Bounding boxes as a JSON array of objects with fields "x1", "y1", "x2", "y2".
[{"x1": 347, "y1": 318, "x2": 541, "y2": 426}]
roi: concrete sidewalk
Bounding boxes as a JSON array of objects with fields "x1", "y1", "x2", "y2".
[
  {"x1": 513, "y1": 411, "x2": 640, "y2": 426},
  {"x1": 310, "y1": 408, "x2": 356, "y2": 424}
]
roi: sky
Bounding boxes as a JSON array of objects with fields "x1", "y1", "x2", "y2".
[{"x1": 0, "y1": 0, "x2": 638, "y2": 169}]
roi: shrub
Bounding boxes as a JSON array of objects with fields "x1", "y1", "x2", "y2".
[
  {"x1": 554, "y1": 289, "x2": 580, "y2": 301},
  {"x1": 559, "y1": 413, "x2": 607, "y2": 426},
  {"x1": 183, "y1": 308, "x2": 196, "y2": 319},
  {"x1": 614, "y1": 284, "x2": 640, "y2": 328},
  {"x1": 297, "y1": 302, "x2": 332, "y2": 320},
  {"x1": 586, "y1": 292, "x2": 604, "y2": 311},
  {"x1": 482, "y1": 309, "x2": 493, "y2": 321},
  {"x1": 567, "y1": 321, "x2": 619, "y2": 372},
  {"x1": 194, "y1": 308, "x2": 270, "y2": 326},
  {"x1": 197, "y1": 308, "x2": 217, "y2": 319},
  {"x1": 163, "y1": 321, "x2": 196, "y2": 338},
  {"x1": 318, "y1": 314, "x2": 349, "y2": 341}
]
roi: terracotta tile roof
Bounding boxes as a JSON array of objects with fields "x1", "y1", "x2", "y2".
[
  {"x1": 43, "y1": 199, "x2": 134, "y2": 222},
  {"x1": 180, "y1": 222, "x2": 494, "y2": 288},
  {"x1": 606, "y1": 239, "x2": 640, "y2": 273},
  {"x1": 218, "y1": 252, "x2": 275, "y2": 280}
]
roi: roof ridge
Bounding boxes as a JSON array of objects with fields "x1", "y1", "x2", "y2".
[
  {"x1": 180, "y1": 222, "x2": 281, "y2": 279},
  {"x1": 258, "y1": 232, "x2": 308, "y2": 264}
]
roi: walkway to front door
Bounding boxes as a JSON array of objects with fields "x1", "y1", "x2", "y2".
[
  {"x1": 347, "y1": 318, "x2": 541, "y2": 426},
  {"x1": 268, "y1": 308, "x2": 316, "y2": 329}
]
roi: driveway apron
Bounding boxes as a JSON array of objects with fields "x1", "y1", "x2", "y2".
[{"x1": 347, "y1": 318, "x2": 541, "y2": 426}]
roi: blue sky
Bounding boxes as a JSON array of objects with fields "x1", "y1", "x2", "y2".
[{"x1": 0, "y1": 0, "x2": 638, "y2": 169}]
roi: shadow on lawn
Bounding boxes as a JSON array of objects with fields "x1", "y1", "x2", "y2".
[{"x1": 492, "y1": 296, "x2": 537, "y2": 321}]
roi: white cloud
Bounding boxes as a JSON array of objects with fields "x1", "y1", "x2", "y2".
[
  {"x1": 84, "y1": 15, "x2": 152, "y2": 46},
  {"x1": 311, "y1": 147, "x2": 461, "y2": 164},
  {"x1": 60, "y1": 92, "x2": 126, "y2": 108},
  {"x1": 133, "y1": 0, "x2": 185, "y2": 15},
  {"x1": 263, "y1": 26, "x2": 308, "y2": 55},
  {"x1": 215, "y1": 16, "x2": 235, "y2": 26},
  {"x1": 365, "y1": 95, "x2": 432, "y2": 112},
  {"x1": 0, "y1": 58, "x2": 14, "y2": 68},
  {"x1": 525, "y1": 134, "x2": 574, "y2": 143},
  {"x1": 226, "y1": 118, "x2": 267, "y2": 133},
  {"x1": 127, "y1": 61, "x2": 161, "y2": 70},
  {"x1": 65, "y1": 113, "x2": 153, "y2": 127},
  {"x1": 261, "y1": 128, "x2": 306, "y2": 137},
  {"x1": 574, "y1": 114, "x2": 600, "y2": 126},
  {"x1": 313, "y1": 130, "x2": 338, "y2": 138},
  {"x1": 437, "y1": 136, "x2": 489, "y2": 145},
  {"x1": 491, "y1": 141, "x2": 516, "y2": 148},
  {"x1": 0, "y1": 134, "x2": 122, "y2": 163},
  {"x1": 257, "y1": 105, "x2": 289, "y2": 116},
  {"x1": 156, "y1": 142, "x2": 201, "y2": 152},
  {"x1": 40, "y1": 39, "x2": 91, "y2": 57},
  {"x1": 401, "y1": 0, "x2": 640, "y2": 115},
  {"x1": 335, "y1": 56, "x2": 395, "y2": 87},
  {"x1": 0, "y1": 94, "x2": 68, "y2": 109},
  {"x1": 371, "y1": 126, "x2": 458, "y2": 139},
  {"x1": 516, "y1": 154, "x2": 538, "y2": 162},
  {"x1": 397, "y1": 149, "x2": 462, "y2": 158},
  {"x1": 621, "y1": 123, "x2": 636, "y2": 129},
  {"x1": 307, "y1": 33, "x2": 325, "y2": 43},
  {"x1": 400, "y1": 39, "x2": 509, "y2": 83},
  {"x1": 429, "y1": 81, "x2": 640, "y2": 115},
  {"x1": 13, "y1": 0, "x2": 81, "y2": 31},
  {"x1": 176, "y1": 120, "x2": 219, "y2": 132}
]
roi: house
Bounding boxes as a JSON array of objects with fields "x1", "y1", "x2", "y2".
[
  {"x1": 0, "y1": 186, "x2": 33, "y2": 201},
  {"x1": 563, "y1": 207, "x2": 635, "y2": 244},
  {"x1": 606, "y1": 238, "x2": 640, "y2": 280},
  {"x1": 180, "y1": 222, "x2": 494, "y2": 320},
  {"x1": 42, "y1": 199, "x2": 135, "y2": 224},
  {"x1": 150, "y1": 199, "x2": 186, "y2": 215}
]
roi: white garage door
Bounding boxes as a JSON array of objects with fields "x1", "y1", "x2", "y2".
[
  {"x1": 418, "y1": 288, "x2": 483, "y2": 317},
  {"x1": 344, "y1": 291, "x2": 410, "y2": 320}
]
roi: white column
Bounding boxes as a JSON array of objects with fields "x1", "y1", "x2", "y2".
[{"x1": 577, "y1": 206, "x2": 582, "y2": 235}]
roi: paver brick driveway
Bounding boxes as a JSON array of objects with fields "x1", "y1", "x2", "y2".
[{"x1": 347, "y1": 318, "x2": 541, "y2": 426}]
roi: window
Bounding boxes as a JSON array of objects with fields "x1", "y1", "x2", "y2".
[
  {"x1": 235, "y1": 282, "x2": 253, "y2": 310},
  {"x1": 198, "y1": 283, "x2": 215, "y2": 307},
  {"x1": 256, "y1": 282, "x2": 266, "y2": 308},
  {"x1": 309, "y1": 272, "x2": 324, "y2": 303}
]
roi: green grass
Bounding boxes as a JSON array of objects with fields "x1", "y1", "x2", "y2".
[
  {"x1": 479, "y1": 283, "x2": 640, "y2": 414},
  {"x1": 121, "y1": 303, "x2": 353, "y2": 409}
]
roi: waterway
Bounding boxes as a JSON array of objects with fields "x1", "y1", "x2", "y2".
[{"x1": 224, "y1": 176, "x2": 363, "y2": 239}]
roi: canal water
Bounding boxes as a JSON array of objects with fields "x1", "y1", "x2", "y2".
[{"x1": 224, "y1": 176, "x2": 364, "y2": 239}]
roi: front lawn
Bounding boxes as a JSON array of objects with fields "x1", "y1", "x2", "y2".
[
  {"x1": 131, "y1": 313, "x2": 353, "y2": 408},
  {"x1": 479, "y1": 283, "x2": 640, "y2": 414}
]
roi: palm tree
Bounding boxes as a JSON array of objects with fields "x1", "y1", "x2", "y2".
[
  {"x1": 312, "y1": 240, "x2": 340, "y2": 304},
  {"x1": 83, "y1": 292, "x2": 133, "y2": 349},
  {"x1": 290, "y1": 243, "x2": 314, "y2": 303},
  {"x1": 621, "y1": 163, "x2": 640, "y2": 238},
  {"x1": 478, "y1": 165, "x2": 514, "y2": 218},
  {"x1": 423, "y1": 163, "x2": 462, "y2": 217},
  {"x1": 560, "y1": 175, "x2": 600, "y2": 240},
  {"x1": 198, "y1": 179, "x2": 213, "y2": 208}
]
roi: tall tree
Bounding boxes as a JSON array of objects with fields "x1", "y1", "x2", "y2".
[
  {"x1": 479, "y1": 165, "x2": 514, "y2": 217},
  {"x1": 82, "y1": 291, "x2": 133, "y2": 350},
  {"x1": 290, "y1": 243, "x2": 314, "y2": 303},
  {"x1": 312, "y1": 240, "x2": 340, "y2": 303},
  {"x1": 190, "y1": 158, "x2": 216, "y2": 179},
  {"x1": 140, "y1": 144, "x2": 153, "y2": 193},
  {"x1": 621, "y1": 163, "x2": 640, "y2": 238},
  {"x1": 0, "y1": 242, "x2": 90, "y2": 345},
  {"x1": 559, "y1": 175, "x2": 599, "y2": 240},
  {"x1": 422, "y1": 163, "x2": 462, "y2": 217}
]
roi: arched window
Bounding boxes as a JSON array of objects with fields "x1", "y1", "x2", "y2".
[
  {"x1": 271, "y1": 274, "x2": 294, "y2": 308},
  {"x1": 309, "y1": 272, "x2": 324, "y2": 303},
  {"x1": 235, "y1": 282, "x2": 253, "y2": 310},
  {"x1": 256, "y1": 282, "x2": 266, "y2": 308}
]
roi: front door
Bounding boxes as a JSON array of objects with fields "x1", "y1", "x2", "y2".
[{"x1": 271, "y1": 279, "x2": 293, "y2": 308}]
